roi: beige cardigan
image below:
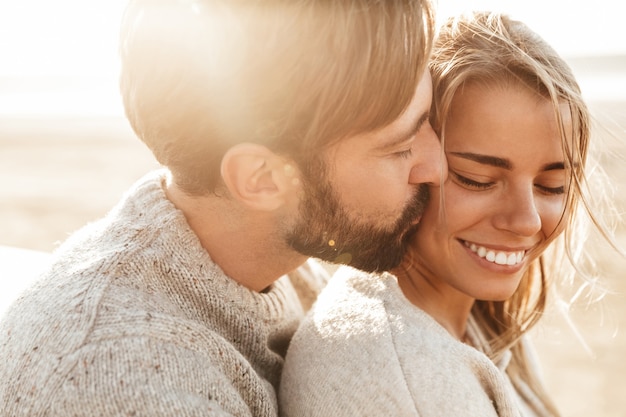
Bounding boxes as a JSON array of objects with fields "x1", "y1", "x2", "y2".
[
  {"x1": 0, "y1": 170, "x2": 328, "y2": 417},
  {"x1": 281, "y1": 266, "x2": 549, "y2": 417}
]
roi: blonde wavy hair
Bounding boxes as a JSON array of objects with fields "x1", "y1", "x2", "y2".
[{"x1": 429, "y1": 11, "x2": 623, "y2": 416}]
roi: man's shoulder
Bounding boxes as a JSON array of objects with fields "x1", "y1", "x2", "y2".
[
  {"x1": 0, "y1": 273, "x2": 274, "y2": 416},
  {"x1": 0, "y1": 326, "x2": 267, "y2": 416}
]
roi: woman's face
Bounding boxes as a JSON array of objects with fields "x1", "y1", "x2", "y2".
[{"x1": 411, "y1": 81, "x2": 572, "y2": 301}]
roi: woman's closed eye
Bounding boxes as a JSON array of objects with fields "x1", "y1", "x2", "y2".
[
  {"x1": 453, "y1": 170, "x2": 566, "y2": 195},
  {"x1": 535, "y1": 184, "x2": 565, "y2": 195},
  {"x1": 451, "y1": 172, "x2": 494, "y2": 190}
]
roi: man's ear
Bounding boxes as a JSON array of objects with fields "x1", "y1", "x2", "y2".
[{"x1": 220, "y1": 143, "x2": 299, "y2": 211}]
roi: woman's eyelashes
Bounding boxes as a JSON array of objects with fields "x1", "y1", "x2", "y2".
[
  {"x1": 535, "y1": 184, "x2": 565, "y2": 195},
  {"x1": 452, "y1": 171, "x2": 565, "y2": 195},
  {"x1": 451, "y1": 172, "x2": 493, "y2": 189}
]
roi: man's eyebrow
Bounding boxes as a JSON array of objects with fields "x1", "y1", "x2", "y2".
[
  {"x1": 377, "y1": 110, "x2": 430, "y2": 151},
  {"x1": 450, "y1": 152, "x2": 571, "y2": 172}
]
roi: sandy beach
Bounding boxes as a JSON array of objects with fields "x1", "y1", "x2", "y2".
[{"x1": 1, "y1": 95, "x2": 625, "y2": 415}]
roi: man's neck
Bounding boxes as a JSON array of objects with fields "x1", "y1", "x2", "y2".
[{"x1": 165, "y1": 181, "x2": 306, "y2": 292}]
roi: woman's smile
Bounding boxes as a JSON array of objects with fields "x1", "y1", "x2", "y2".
[{"x1": 461, "y1": 240, "x2": 526, "y2": 266}]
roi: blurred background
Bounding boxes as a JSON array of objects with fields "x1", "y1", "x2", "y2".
[{"x1": 0, "y1": 1, "x2": 624, "y2": 416}]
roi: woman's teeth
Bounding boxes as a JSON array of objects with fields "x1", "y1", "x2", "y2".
[{"x1": 464, "y1": 242, "x2": 525, "y2": 266}]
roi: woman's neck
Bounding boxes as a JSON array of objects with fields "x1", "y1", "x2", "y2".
[{"x1": 393, "y1": 255, "x2": 475, "y2": 341}]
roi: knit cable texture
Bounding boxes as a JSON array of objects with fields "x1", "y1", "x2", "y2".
[{"x1": 0, "y1": 170, "x2": 324, "y2": 417}]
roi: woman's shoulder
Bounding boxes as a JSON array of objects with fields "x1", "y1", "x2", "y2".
[
  {"x1": 280, "y1": 267, "x2": 423, "y2": 416},
  {"x1": 303, "y1": 267, "x2": 401, "y2": 337},
  {"x1": 279, "y1": 267, "x2": 506, "y2": 417}
]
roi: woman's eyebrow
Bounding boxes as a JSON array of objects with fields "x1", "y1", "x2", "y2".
[
  {"x1": 542, "y1": 162, "x2": 566, "y2": 171},
  {"x1": 448, "y1": 152, "x2": 511, "y2": 169},
  {"x1": 450, "y1": 152, "x2": 570, "y2": 172}
]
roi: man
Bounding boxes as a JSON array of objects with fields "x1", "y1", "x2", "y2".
[{"x1": 0, "y1": 0, "x2": 443, "y2": 415}]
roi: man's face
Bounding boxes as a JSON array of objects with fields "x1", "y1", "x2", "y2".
[{"x1": 287, "y1": 70, "x2": 446, "y2": 272}]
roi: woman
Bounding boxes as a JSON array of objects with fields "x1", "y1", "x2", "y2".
[{"x1": 279, "y1": 12, "x2": 618, "y2": 417}]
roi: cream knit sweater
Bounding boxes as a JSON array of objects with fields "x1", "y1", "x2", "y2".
[
  {"x1": 0, "y1": 170, "x2": 328, "y2": 417},
  {"x1": 280, "y1": 266, "x2": 548, "y2": 417}
]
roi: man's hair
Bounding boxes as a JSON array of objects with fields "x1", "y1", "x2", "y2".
[{"x1": 120, "y1": 0, "x2": 435, "y2": 194}]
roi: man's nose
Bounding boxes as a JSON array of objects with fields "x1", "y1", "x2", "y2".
[{"x1": 408, "y1": 127, "x2": 447, "y2": 186}]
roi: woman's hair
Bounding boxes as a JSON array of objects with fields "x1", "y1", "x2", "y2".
[
  {"x1": 119, "y1": 0, "x2": 435, "y2": 194},
  {"x1": 429, "y1": 11, "x2": 605, "y2": 416}
]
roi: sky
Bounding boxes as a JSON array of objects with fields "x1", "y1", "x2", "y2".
[{"x1": 0, "y1": 0, "x2": 624, "y2": 115}]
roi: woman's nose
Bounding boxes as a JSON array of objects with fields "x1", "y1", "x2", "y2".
[{"x1": 492, "y1": 187, "x2": 542, "y2": 237}]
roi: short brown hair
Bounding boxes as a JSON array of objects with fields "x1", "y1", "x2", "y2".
[{"x1": 120, "y1": 0, "x2": 435, "y2": 194}]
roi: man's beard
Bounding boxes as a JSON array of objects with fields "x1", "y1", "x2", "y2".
[{"x1": 286, "y1": 160, "x2": 430, "y2": 272}]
